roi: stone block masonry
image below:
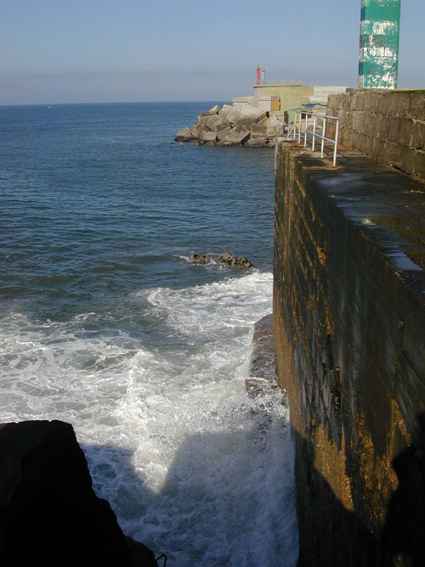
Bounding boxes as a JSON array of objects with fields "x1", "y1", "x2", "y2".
[
  {"x1": 274, "y1": 141, "x2": 425, "y2": 565},
  {"x1": 328, "y1": 89, "x2": 425, "y2": 182}
]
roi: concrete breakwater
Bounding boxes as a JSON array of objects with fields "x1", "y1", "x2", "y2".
[{"x1": 175, "y1": 102, "x2": 284, "y2": 147}]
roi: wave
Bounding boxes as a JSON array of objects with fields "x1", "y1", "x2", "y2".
[{"x1": 0, "y1": 271, "x2": 297, "y2": 566}]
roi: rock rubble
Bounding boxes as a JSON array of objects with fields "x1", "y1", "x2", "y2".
[{"x1": 176, "y1": 103, "x2": 285, "y2": 147}]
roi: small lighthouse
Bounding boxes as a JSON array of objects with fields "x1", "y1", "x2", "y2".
[
  {"x1": 358, "y1": 0, "x2": 401, "y2": 89},
  {"x1": 256, "y1": 65, "x2": 265, "y2": 85}
]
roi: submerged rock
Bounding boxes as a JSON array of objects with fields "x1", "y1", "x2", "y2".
[
  {"x1": 0, "y1": 420, "x2": 157, "y2": 566},
  {"x1": 190, "y1": 252, "x2": 255, "y2": 269}
]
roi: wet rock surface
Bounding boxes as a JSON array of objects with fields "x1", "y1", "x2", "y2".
[
  {"x1": 190, "y1": 252, "x2": 255, "y2": 269},
  {"x1": 0, "y1": 420, "x2": 157, "y2": 566},
  {"x1": 246, "y1": 313, "x2": 279, "y2": 399},
  {"x1": 175, "y1": 104, "x2": 284, "y2": 147}
]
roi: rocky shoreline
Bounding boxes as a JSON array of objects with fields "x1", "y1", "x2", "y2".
[{"x1": 175, "y1": 103, "x2": 285, "y2": 148}]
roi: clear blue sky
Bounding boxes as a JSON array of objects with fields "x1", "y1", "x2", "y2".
[{"x1": 0, "y1": 0, "x2": 423, "y2": 104}]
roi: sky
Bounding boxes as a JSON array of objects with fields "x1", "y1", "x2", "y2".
[{"x1": 0, "y1": 0, "x2": 423, "y2": 105}]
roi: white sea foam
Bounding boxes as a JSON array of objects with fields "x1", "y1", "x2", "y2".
[{"x1": 0, "y1": 271, "x2": 297, "y2": 566}]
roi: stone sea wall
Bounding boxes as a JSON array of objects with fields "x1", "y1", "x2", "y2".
[
  {"x1": 273, "y1": 140, "x2": 425, "y2": 565},
  {"x1": 328, "y1": 89, "x2": 425, "y2": 181}
]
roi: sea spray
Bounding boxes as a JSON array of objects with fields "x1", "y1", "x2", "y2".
[{"x1": 0, "y1": 272, "x2": 297, "y2": 566}]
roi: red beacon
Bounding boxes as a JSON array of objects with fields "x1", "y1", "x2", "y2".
[
  {"x1": 256, "y1": 66, "x2": 266, "y2": 85},
  {"x1": 256, "y1": 65, "x2": 263, "y2": 85}
]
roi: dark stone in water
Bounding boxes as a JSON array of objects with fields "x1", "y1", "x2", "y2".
[
  {"x1": 190, "y1": 252, "x2": 255, "y2": 269},
  {"x1": 0, "y1": 420, "x2": 157, "y2": 566}
]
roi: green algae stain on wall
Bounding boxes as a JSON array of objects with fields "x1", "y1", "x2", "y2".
[{"x1": 359, "y1": 0, "x2": 401, "y2": 89}]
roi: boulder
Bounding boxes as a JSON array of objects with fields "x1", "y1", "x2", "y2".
[
  {"x1": 216, "y1": 127, "x2": 234, "y2": 143},
  {"x1": 218, "y1": 251, "x2": 254, "y2": 268},
  {"x1": 199, "y1": 104, "x2": 221, "y2": 117},
  {"x1": 250, "y1": 116, "x2": 269, "y2": 136},
  {"x1": 175, "y1": 127, "x2": 196, "y2": 142},
  {"x1": 216, "y1": 128, "x2": 250, "y2": 146},
  {"x1": 0, "y1": 420, "x2": 157, "y2": 566},
  {"x1": 253, "y1": 111, "x2": 270, "y2": 123},
  {"x1": 236, "y1": 110, "x2": 269, "y2": 130},
  {"x1": 245, "y1": 136, "x2": 274, "y2": 147},
  {"x1": 190, "y1": 125, "x2": 201, "y2": 140},
  {"x1": 219, "y1": 106, "x2": 242, "y2": 126},
  {"x1": 190, "y1": 254, "x2": 211, "y2": 265},
  {"x1": 198, "y1": 114, "x2": 228, "y2": 132},
  {"x1": 207, "y1": 104, "x2": 220, "y2": 114},
  {"x1": 266, "y1": 114, "x2": 284, "y2": 137},
  {"x1": 198, "y1": 130, "x2": 217, "y2": 144}
]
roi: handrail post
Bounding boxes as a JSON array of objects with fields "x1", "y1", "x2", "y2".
[
  {"x1": 304, "y1": 113, "x2": 308, "y2": 147},
  {"x1": 321, "y1": 118, "x2": 326, "y2": 158},
  {"x1": 312, "y1": 117, "x2": 316, "y2": 152},
  {"x1": 274, "y1": 139, "x2": 279, "y2": 175},
  {"x1": 333, "y1": 119, "x2": 339, "y2": 167},
  {"x1": 298, "y1": 113, "x2": 301, "y2": 144}
]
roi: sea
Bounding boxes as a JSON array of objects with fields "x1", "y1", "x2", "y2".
[{"x1": 0, "y1": 102, "x2": 297, "y2": 566}]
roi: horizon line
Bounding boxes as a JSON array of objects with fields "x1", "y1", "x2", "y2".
[{"x1": 0, "y1": 99, "x2": 229, "y2": 109}]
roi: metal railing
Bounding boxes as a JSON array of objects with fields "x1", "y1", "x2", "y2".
[{"x1": 290, "y1": 111, "x2": 340, "y2": 167}]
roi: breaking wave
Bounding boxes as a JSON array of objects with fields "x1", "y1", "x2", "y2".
[{"x1": 0, "y1": 270, "x2": 297, "y2": 566}]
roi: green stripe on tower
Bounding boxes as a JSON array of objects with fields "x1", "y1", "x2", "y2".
[{"x1": 358, "y1": 0, "x2": 401, "y2": 89}]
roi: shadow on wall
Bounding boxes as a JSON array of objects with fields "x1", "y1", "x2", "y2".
[
  {"x1": 294, "y1": 414, "x2": 425, "y2": 567},
  {"x1": 383, "y1": 414, "x2": 425, "y2": 565},
  {"x1": 82, "y1": 410, "x2": 298, "y2": 567}
]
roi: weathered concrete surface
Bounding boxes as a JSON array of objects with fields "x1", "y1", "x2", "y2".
[
  {"x1": 274, "y1": 141, "x2": 425, "y2": 566},
  {"x1": 328, "y1": 89, "x2": 425, "y2": 182}
]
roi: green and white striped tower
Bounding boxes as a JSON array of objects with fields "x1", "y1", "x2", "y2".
[{"x1": 359, "y1": 0, "x2": 401, "y2": 89}]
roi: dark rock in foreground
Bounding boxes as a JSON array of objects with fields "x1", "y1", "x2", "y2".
[
  {"x1": 190, "y1": 252, "x2": 255, "y2": 269},
  {"x1": 0, "y1": 420, "x2": 157, "y2": 566}
]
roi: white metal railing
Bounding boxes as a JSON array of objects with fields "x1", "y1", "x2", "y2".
[{"x1": 290, "y1": 111, "x2": 340, "y2": 167}]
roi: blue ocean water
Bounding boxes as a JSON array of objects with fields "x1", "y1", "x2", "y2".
[{"x1": 0, "y1": 103, "x2": 297, "y2": 566}]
